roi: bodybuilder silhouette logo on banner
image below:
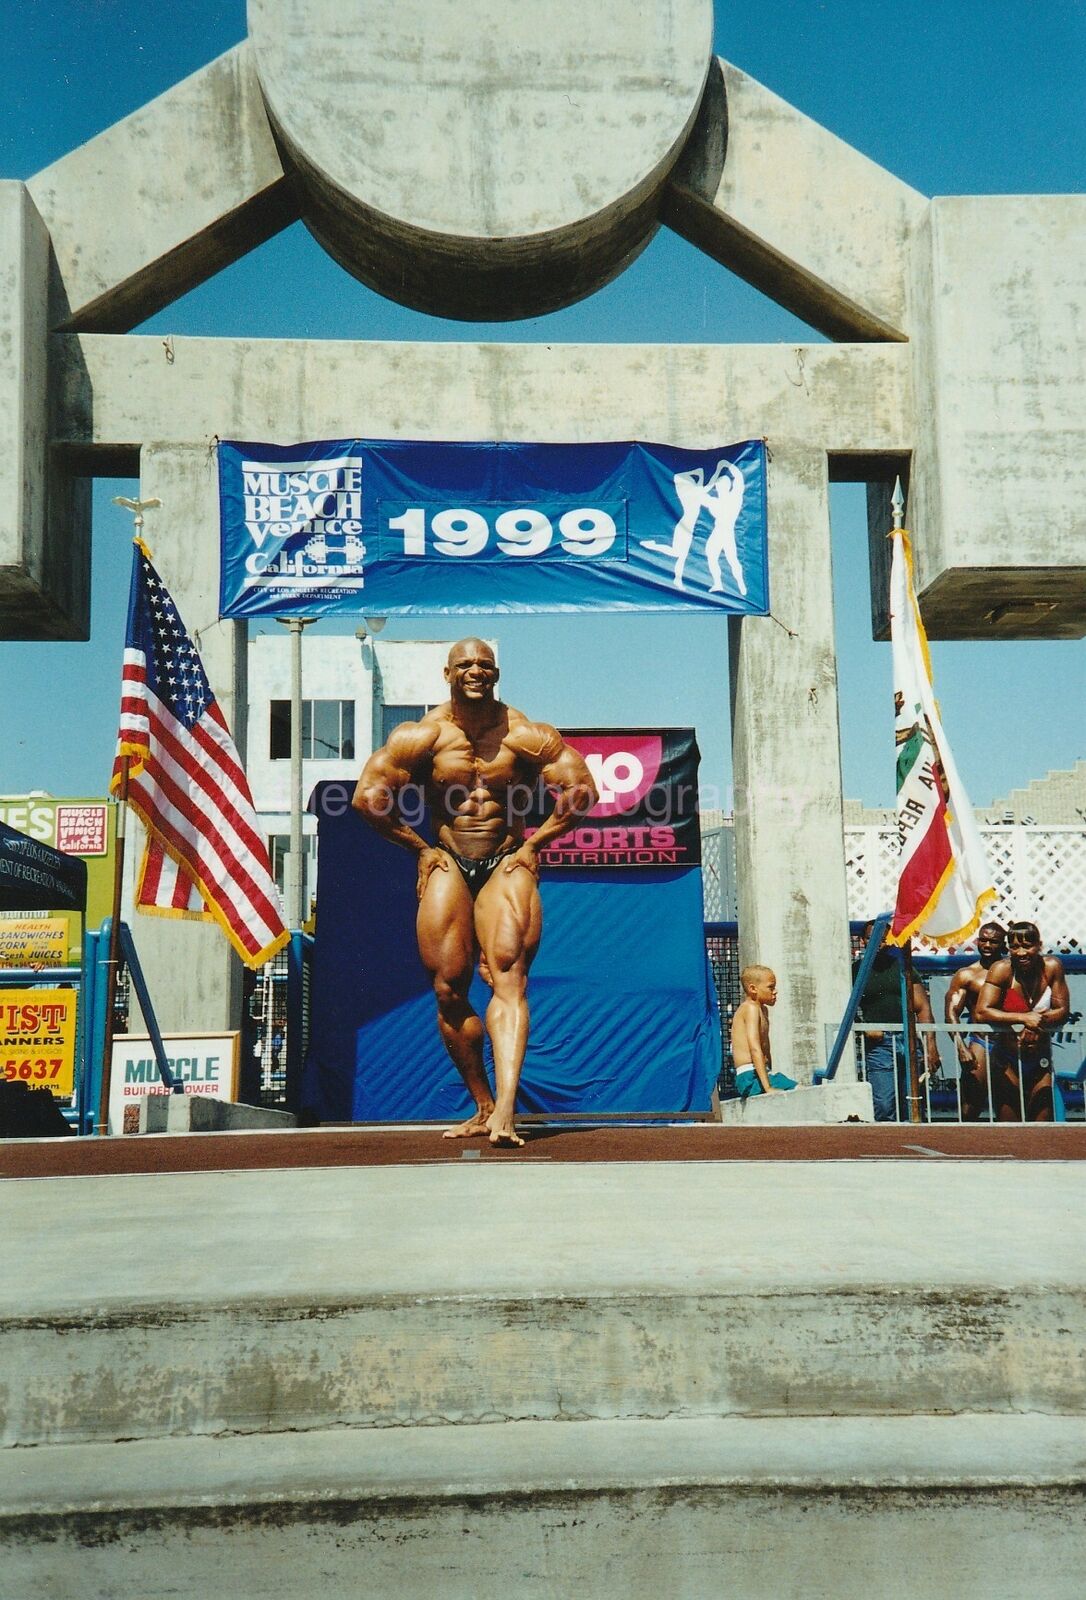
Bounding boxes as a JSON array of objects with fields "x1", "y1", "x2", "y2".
[{"x1": 642, "y1": 459, "x2": 747, "y2": 593}]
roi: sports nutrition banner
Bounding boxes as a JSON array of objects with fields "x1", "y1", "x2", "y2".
[
  {"x1": 218, "y1": 438, "x2": 768, "y2": 618},
  {"x1": 528, "y1": 728, "x2": 702, "y2": 869}
]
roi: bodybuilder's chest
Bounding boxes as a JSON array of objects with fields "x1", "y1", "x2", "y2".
[{"x1": 431, "y1": 739, "x2": 522, "y2": 791}]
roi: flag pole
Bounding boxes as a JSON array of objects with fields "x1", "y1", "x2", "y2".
[
  {"x1": 891, "y1": 478, "x2": 923, "y2": 1125},
  {"x1": 98, "y1": 496, "x2": 160, "y2": 1135},
  {"x1": 276, "y1": 615, "x2": 316, "y2": 931},
  {"x1": 98, "y1": 753, "x2": 129, "y2": 1135}
]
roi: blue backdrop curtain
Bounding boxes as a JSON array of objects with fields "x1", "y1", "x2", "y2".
[{"x1": 301, "y1": 785, "x2": 720, "y2": 1121}]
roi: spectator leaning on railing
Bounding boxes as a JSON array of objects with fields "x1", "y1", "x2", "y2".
[
  {"x1": 853, "y1": 921, "x2": 939, "y2": 1122},
  {"x1": 975, "y1": 922, "x2": 1069, "y2": 1122},
  {"x1": 944, "y1": 922, "x2": 1007, "y2": 1120}
]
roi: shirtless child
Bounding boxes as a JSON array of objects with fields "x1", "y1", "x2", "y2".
[{"x1": 729, "y1": 965, "x2": 797, "y2": 1098}]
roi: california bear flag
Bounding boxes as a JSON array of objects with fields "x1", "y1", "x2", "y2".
[{"x1": 886, "y1": 525, "x2": 996, "y2": 946}]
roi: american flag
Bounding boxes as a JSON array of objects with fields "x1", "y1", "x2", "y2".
[{"x1": 113, "y1": 539, "x2": 289, "y2": 968}]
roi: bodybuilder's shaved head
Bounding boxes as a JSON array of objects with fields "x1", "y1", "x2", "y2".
[{"x1": 447, "y1": 637, "x2": 495, "y2": 667}]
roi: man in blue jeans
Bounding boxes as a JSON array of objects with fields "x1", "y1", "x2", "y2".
[{"x1": 853, "y1": 922, "x2": 937, "y2": 1121}]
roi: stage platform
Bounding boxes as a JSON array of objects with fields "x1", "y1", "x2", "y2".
[{"x1": 1, "y1": 1120, "x2": 1084, "y2": 1179}]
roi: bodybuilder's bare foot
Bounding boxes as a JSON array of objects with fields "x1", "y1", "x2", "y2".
[
  {"x1": 486, "y1": 1110, "x2": 524, "y2": 1147},
  {"x1": 442, "y1": 1110, "x2": 494, "y2": 1139}
]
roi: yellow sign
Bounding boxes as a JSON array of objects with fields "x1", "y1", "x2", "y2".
[
  {"x1": 0, "y1": 989, "x2": 78, "y2": 1099},
  {"x1": 0, "y1": 919, "x2": 68, "y2": 969}
]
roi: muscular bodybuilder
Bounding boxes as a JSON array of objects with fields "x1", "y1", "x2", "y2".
[{"x1": 352, "y1": 639, "x2": 597, "y2": 1146}]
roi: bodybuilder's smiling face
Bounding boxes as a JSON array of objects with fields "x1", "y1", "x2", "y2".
[{"x1": 445, "y1": 639, "x2": 499, "y2": 701}]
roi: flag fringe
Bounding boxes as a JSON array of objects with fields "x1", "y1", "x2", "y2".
[
  {"x1": 134, "y1": 900, "x2": 212, "y2": 925},
  {"x1": 134, "y1": 845, "x2": 209, "y2": 925},
  {"x1": 921, "y1": 885, "x2": 1000, "y2": 949},
  {"x1": 111, "y1": 740, "x2": 149, "y2": 791}
]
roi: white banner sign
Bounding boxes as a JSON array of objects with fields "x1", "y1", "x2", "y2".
[{"x1": 109, "y1": 1032, "x2": 240, "y2": 1135}]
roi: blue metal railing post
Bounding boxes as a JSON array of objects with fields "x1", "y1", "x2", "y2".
[
  {"x1": 83, "y1": 919, "x2": 180, "y2": 1133},
  {"x1": 819, "y1": 911, "x2": 894, "y2": 1083},
  {"x1": 117, "y1": 922, "x2": 181, "y2": 1093},
  {"x1": 82, "y1": 924, "x2": 108, "y2": 1135},
  {"x1": 73, "y1": 941, "x2": 89, "y2": 1133}
]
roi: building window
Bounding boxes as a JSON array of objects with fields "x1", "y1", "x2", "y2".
[
  {"x1": 380, "y1": 704, "x2": 434, "y2": 744},
  {"x1": 269, "y1": 701, "x2": 291, "y2": 760},
  {"x1": 270, "y1": 700, "x2": 355, "y2": 760}
]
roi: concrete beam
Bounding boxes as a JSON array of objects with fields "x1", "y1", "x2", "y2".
[
  {"x1": 895, "y1": 196, "x2": 1086, "y2": 639},
  {"x1": 27, "y1": 44, "x2": 295, "y2": 334},
  {"x1": 729, "y1": 447, "x2": 852, "y2": 1080},
  {"x1": 0, "y1": 183, "x2": 90, "y2": 639},
  {"x1": 52, "y1": 335, "x2": 913, "y2": 450},
  {"x1": 139, "y1": 1096, "x2": 296, "y2": 1134},
  {"x1": 664, "y1": 59, "x2": 926, "y2": 342},
  {"x1": 122, "y1": 445, "x2": 246, "y2": 1035}
]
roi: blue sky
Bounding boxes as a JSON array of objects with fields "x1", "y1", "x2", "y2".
[{"x1": 2, "y1": 0, "x2": 1083, "y2": 809}]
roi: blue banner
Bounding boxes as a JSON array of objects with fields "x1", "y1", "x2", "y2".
[{"x1": 218, "y1": 437, "x2": 768, "y2": 617}]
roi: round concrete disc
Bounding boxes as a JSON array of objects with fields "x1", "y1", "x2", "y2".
[{"x1": 248, "y1": 0, "x2": 713, "y2": 317}]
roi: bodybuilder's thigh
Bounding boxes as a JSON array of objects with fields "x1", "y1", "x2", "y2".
[
  {"x1": 474, "y1": 863, "x2": 542, "y2": 970},
  {"x1": 417, "y1": 859, "x2": 476, "y2": 980}
]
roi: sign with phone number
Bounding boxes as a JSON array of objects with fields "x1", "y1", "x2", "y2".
[
  {"x1": 218, "y1": 437, "x2": 769, "y2": 618},
  {"x1": 1, "y1": 989, "x2": 77, "y2": 1098}
]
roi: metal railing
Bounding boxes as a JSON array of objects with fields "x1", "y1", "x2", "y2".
[
  {"x1": 705, "y1": 921, "x2": 741, "y2": 1095},
  {"x1": 242, "y1": 930, "x2": 313, "y2": 1113},
  {"x1": 823, "y1": 1021, "x2": 1086, "y2": 1123}
]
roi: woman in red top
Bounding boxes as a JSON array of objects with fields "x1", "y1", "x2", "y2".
[{"x1": 976, "y1": 921, "x2": 1070, "y2": 1121}]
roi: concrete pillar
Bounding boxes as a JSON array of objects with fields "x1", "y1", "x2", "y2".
[
  {"x1": 899, "y1": 196, "x2": 1086, "y2": 640},
  {"x1": 0, "y1": 183, "x2": 89, "y2": 638},
  {"x1": 729, "y1": 446, "x2": 851, "y2": 1081},
  {"x1": 124, "y1": 443, "x2": 245, "y2": 1035}
]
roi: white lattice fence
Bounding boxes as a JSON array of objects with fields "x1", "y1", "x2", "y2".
[
  {"x1": 701, "y1": 826, "x2": 736, "y2": 923},
  {"x1": 844, "y1": 825, "x2": 1085, "y2": 953}
]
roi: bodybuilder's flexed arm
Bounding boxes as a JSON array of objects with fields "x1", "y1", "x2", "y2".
[
  {"x1": 500, "y1": 718, "x2": 597, "y2": 878},
  {"x1": 352, "y1": 719, "x2": 450, "y2": 896}
]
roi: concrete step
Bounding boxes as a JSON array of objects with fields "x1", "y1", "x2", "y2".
[
  {"x1": 2, "y1": 1414, "x2": 1083, "y2": 1599},
  {"x1": 3, "y1": 1162, "x2": 1085, "y2": 1447},
  {"x1": 5, "y1": 1280, "x2": 1084, "y2": 1447}
]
